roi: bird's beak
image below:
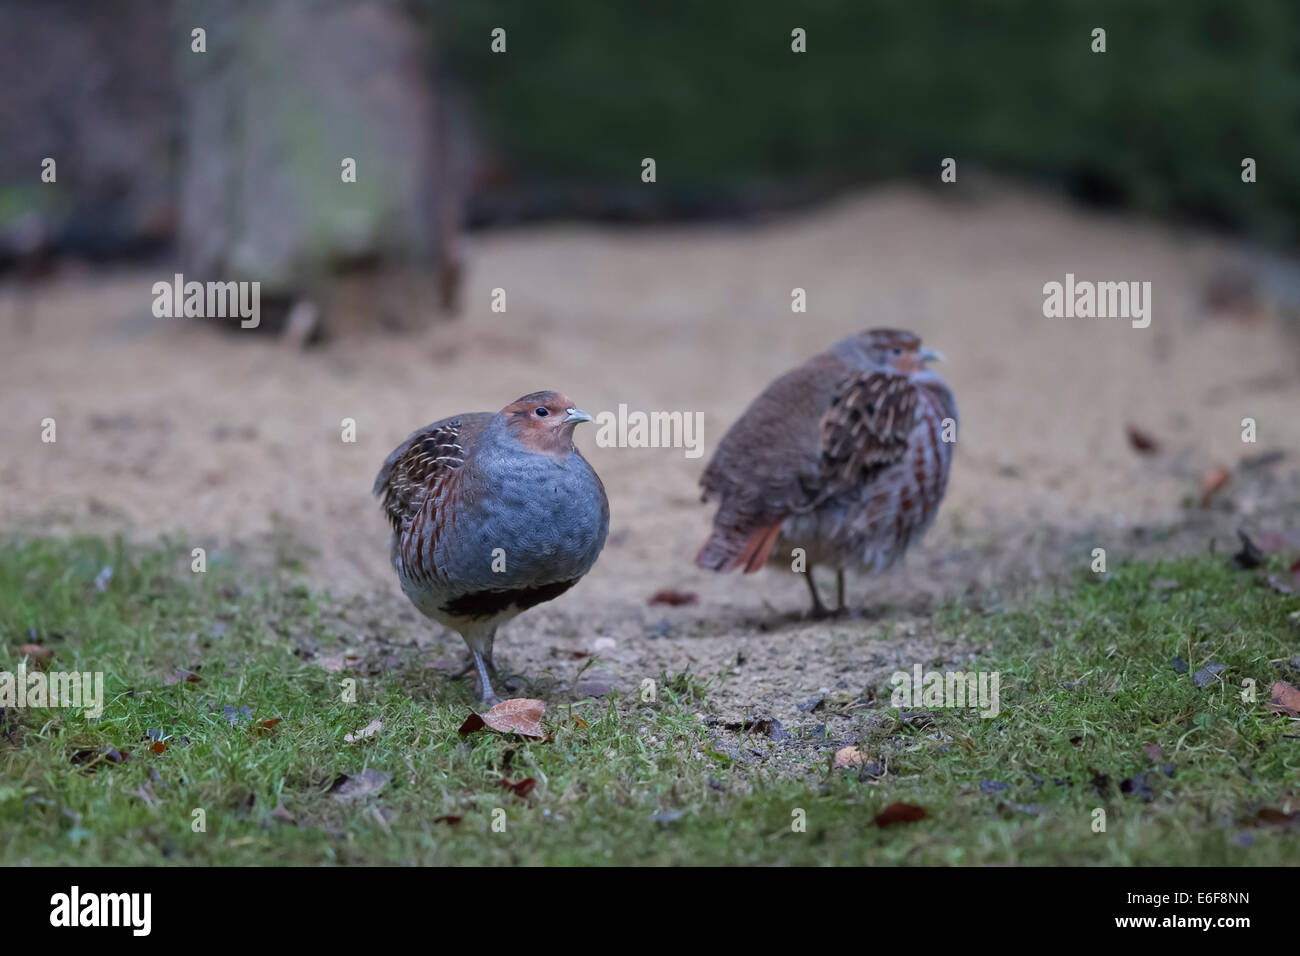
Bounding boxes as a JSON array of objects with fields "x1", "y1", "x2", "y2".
[
  {"x1": 918, "y1": 347, "x2": 944, "y2": 364},
  {"x1": 563, "y1": 408, "x2": 593, "y2": 425}
]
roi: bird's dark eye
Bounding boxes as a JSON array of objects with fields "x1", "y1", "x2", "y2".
[
  {"x1": 534, "y1": 407, "x2": 549, "y2": 417},
  {"x1": 892, "y1": 348, "x2": 903, "y2": 356}
]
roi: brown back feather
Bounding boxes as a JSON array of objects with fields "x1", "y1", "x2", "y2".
[
  {"x1": 373, "y1": 412, "x2": 493, "y2": 533},
  {"x1": 817, "y1": 368, "x2": 917, "y2": 501}
]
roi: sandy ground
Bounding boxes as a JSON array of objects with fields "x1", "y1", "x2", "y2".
[{"x1": 3, "y1": 183, "x2": 1299, "y2": 742}]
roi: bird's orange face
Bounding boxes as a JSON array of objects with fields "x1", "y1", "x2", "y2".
[
  {"x1": 502, "y1": 391, "x2": 594, "y2": 455},
  {"x1": 858, "y1": 329, "x2": 943, "y2": 373}
]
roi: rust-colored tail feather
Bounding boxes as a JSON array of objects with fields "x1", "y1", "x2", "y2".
[
  {"x1": 695, "y1": 521, "x2": 782, "y2": 574},
  {"x1": 737, "y1": 522, "x2": 782, "y2": 573}
]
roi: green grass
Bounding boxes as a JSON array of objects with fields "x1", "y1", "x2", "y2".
[{"x1": 1, "y1": 536, "x2": 1297, "y2": 865}]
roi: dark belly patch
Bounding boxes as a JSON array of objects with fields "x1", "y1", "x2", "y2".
[{"x1": 441, "y1": 579, "x2": 578, "y2": 619}]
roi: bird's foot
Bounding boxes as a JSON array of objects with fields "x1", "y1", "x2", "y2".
[{"x1": 807, "y1": 604, "x2": 847, "y2": 621}]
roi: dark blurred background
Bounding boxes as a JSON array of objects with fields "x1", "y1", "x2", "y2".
[{"x1": 2, "y1": 0, "x2": 1297, "y2": 306}]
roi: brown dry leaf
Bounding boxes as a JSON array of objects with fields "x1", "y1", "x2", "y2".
[
  {"x1": 150, "y1": 741, "x2": 167, "y2": 755},
  {"x1": 1125, "y1": 425, "x2": 1160, "y2": 454},
  {"x1": 478, "y1": 698, "x2": 546, "y2": 739},
  {"x1": 833, "y1": 745, "x2": 866, "y2": 768},
  {"x1": 1267, "y1": 681, "x2": 1300, "y2": 718},
  {"x1": 432, "y1": 815, "x2": 462, "y2": 825},
  {"x1": 647, "y1": 589, "x2": 699, "y2": 607},
  {"x1": 1200, "y1": 466, "x2": 1231, "y2": 507},
  {"x1": 344, "y1": 718, "x2": 382, "y2": 743},
  {"x1": 457, "y1": 713, "x2": 486, "y2": 735},
  {"x1": 254, "y1": 717, "x2": 283, "y2": 737},
  {"x1": 874, "y1": 802, "x2": 929, "y2": 827},
  {"x1": 1253, "y1": 807, "x2": 1299, "y2": 827},
  {"x1": 500, "y1": 777, "x2": 537, "y2": 798},
  {"x1": 574, "y1": 715, "x2": 588, "y2": 729},
  {"x1": 17, "y1": 644, "x2": 54, "y2": 668}
]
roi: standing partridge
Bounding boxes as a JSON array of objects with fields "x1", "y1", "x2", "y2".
[
  {"x1": 375, "y1": 391, "x2": 609, "y2": 701},
  {"x1": 695, "y1": 328, "x2": 956, "y2": 616}
]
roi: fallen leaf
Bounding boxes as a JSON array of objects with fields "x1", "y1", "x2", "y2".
[
  {"x1": 1255, "y1": 531, "x2": 1289, "y2": 554},
  {"x1": 432, "y1": 815, "x2": 462, "y2": 825},
  {"x1": 725, "y1": 717, "x2": 789, "y2": 741},
  {"x1": 329, "y1": 768, "x2": 391, "y2": 802},
  {"x1": 344, "y1": 718, "x2": 382, "y2": 743},
  {"x1": 1229, "y1": 530, "x2": 1263, "y2": 570},
  {"x1": 1193, "y1": 662, "x2": 1226, "y2": 688},
  {"x1": 17, "y1": 645, "x2": 53, "y2": 668},
  {"x1": 69, "y1": 747, "x2": 132, "y2": 773},
  {"x1": 317, "y1": 651, "x2": 362, "y2": 673},
  {"x1": 1262, "y1": 573, "x2": 1295, "y2": 596},
  {"x1": 163, "y1": 668, "x2": 201, "y2": 686},
  {"x1": 499, "y1": 777, "x2": 537, "y2": 798},
  {"x1": 254, "y1": 717, "x2": 283, "y2": 737},
  {"x1": 1251, "y1": 807, "x2": 1299, "y2": 827},
  {"x1": 647, "y1": 589, "x2": 698, "y2": 607},
  {"x1": 1267, "y1": 681, "x2": 1300, "y2": 718},
  {"x1": 150, "y1": 741, "x2": 167, "y2": 755},
  {"x1": 573, "y1": 715, "x2": 588, "y2": 729},
  {"x1": 1120, "y1": 773, "x2": 1155, "y2": 801},
  {"x1": 457, "y1": 713, "x2": 486, "y2": 735},
  {"x1": 997, "y1": 801, "x2": 1041, "y2": 817},
  {"x1": 873, "y1": 802, "x2": 929, "y2": 827},
  {"x1": 833, "y1": 745, "x2": 866, "y2": 768},
  {"x1": 478, "y1": 698, "x2": 546, "y2": 738},
  {"x1": 1126, "y1": 425, "x2": 1160, "y2": 454},
  {"x1": 1200, "y1": 466, "x2": 1231, "y2": 507}
]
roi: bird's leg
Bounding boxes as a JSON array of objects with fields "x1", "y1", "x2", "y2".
[
  {"x1": 472, "y1": 648, "x2": 498, "y2": 704},
  {"x1": 804, "y1": 566, "x2": 831, "y2": 619},
  {"x1": 449, "y1": 623, "x2": 496, "y2": 680},
  {"x1": 450, "y1": 651, "x2": 497, "y2": 679},
  {"x1": 463, "y1": 625, "x2": 500, "y2": 703},
  {"x1": 835, "y1": 569, "x2": 846, "y2": 613}
]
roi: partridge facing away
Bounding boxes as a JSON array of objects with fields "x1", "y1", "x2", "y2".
[
  {"x1": 375, "y1": 391, "x2": 609, "y2": 701},
  {"x1": 696, "y1": 328, "x2": 956, "y2": 616}
]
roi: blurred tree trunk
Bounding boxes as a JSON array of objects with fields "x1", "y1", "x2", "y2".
[{"x1": 176, "y1": 0, "x2": 463, "y2": 332}]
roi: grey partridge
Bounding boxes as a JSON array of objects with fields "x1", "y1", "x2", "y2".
[
  {"x1": 375, "y1": 391, "x2": 610, "y2": 701},
  {"x1": 696, "y1": 328, "x2": 956, "y2": 616}
]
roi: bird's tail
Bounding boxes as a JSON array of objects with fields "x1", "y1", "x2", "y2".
[{"x1": 695, "y1": 521, "x2": 783, "y2": 574}]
